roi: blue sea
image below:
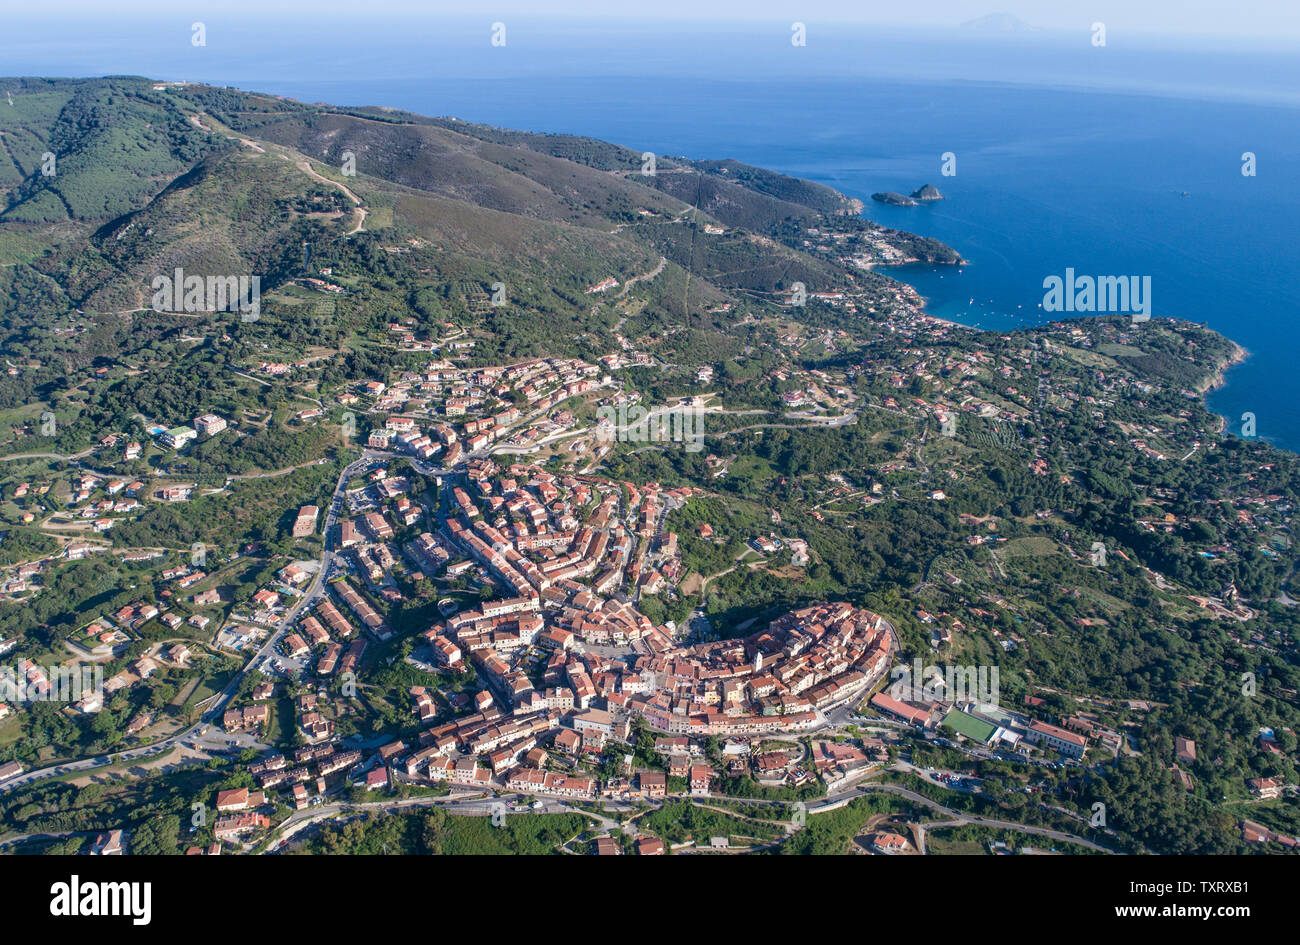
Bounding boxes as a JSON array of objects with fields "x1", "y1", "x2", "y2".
[{"x1": 7, "y1": 14, "x2": 1300, "y2": 448}]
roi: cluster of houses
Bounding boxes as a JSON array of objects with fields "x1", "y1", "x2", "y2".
[
  {"x1": 204, "y1": 450, "x2": 899, "y2": 811},
  {"x1": 631, "y1": 602, "x2": 891, "y2": 735},
  {"x1": 211, "y1": 500, "x2": 895, "y2": 812},
  {"x1": 364, "y1": 358, "x2": 600, "y2": 436},
  {"x1": 357, "y1": 356, "x2": 606, "y2": 458},
  {"x1": 7, "y1": 471, "x2": 149, "y2": 538},
  {"x1": 380, "y1": 601, "x2": 891, "y2": 800},
  {"x1": 261, "y1": 587, "x2": 369, "y2": 680}
]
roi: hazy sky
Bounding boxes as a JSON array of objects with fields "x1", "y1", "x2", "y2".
[{"x1": 18, "y1": 1, "x2": 1300, "y2": 42}]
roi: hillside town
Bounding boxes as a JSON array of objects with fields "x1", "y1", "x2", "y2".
[{"x1": 2, "y1": 308, "x2": 1295, "y2": 856}]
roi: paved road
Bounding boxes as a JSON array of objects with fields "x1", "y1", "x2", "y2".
[
  {"x1": 0, "y1": 726, "x2": 259, "y2": 794},
  {"x1": 259, "y1": 768, "x2": 1111, "y2": 856},
  {"x1": 264, "y1": 791, "x2": 619, "y2": 852},
  {"x1": 815, "y1": 781, "x2": 1115, "y2": 853},
  {"x1": 0, "y1": 451, "x2": 123, "y2": 480},
  {"x1": 239, "y1": 451, "x2": 386, "y2": 677},
  {"x1": 0, "y1": 829, "x2": 99, "y2": 850}
]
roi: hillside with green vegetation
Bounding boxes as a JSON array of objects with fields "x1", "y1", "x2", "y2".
[{"x1": 0, "y1": 77, "x2": 1297, "y2": 858}]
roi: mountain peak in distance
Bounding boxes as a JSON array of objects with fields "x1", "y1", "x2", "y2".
[{"x1": 960, "y1": 12, "x2": 1036, "y2": 32}]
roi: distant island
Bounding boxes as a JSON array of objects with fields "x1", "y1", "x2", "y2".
[{"x1": 959, "y1": 12, "x2": 1036, "y2": 33}]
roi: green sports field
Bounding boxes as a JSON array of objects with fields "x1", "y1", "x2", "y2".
[{"x1": 942, "y1": 709, "x2": 996, "y2": 743}]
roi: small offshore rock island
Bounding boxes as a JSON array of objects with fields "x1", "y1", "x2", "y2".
[{"x1": 872, "y1": 184, "x2": 945, "y2": 206}]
